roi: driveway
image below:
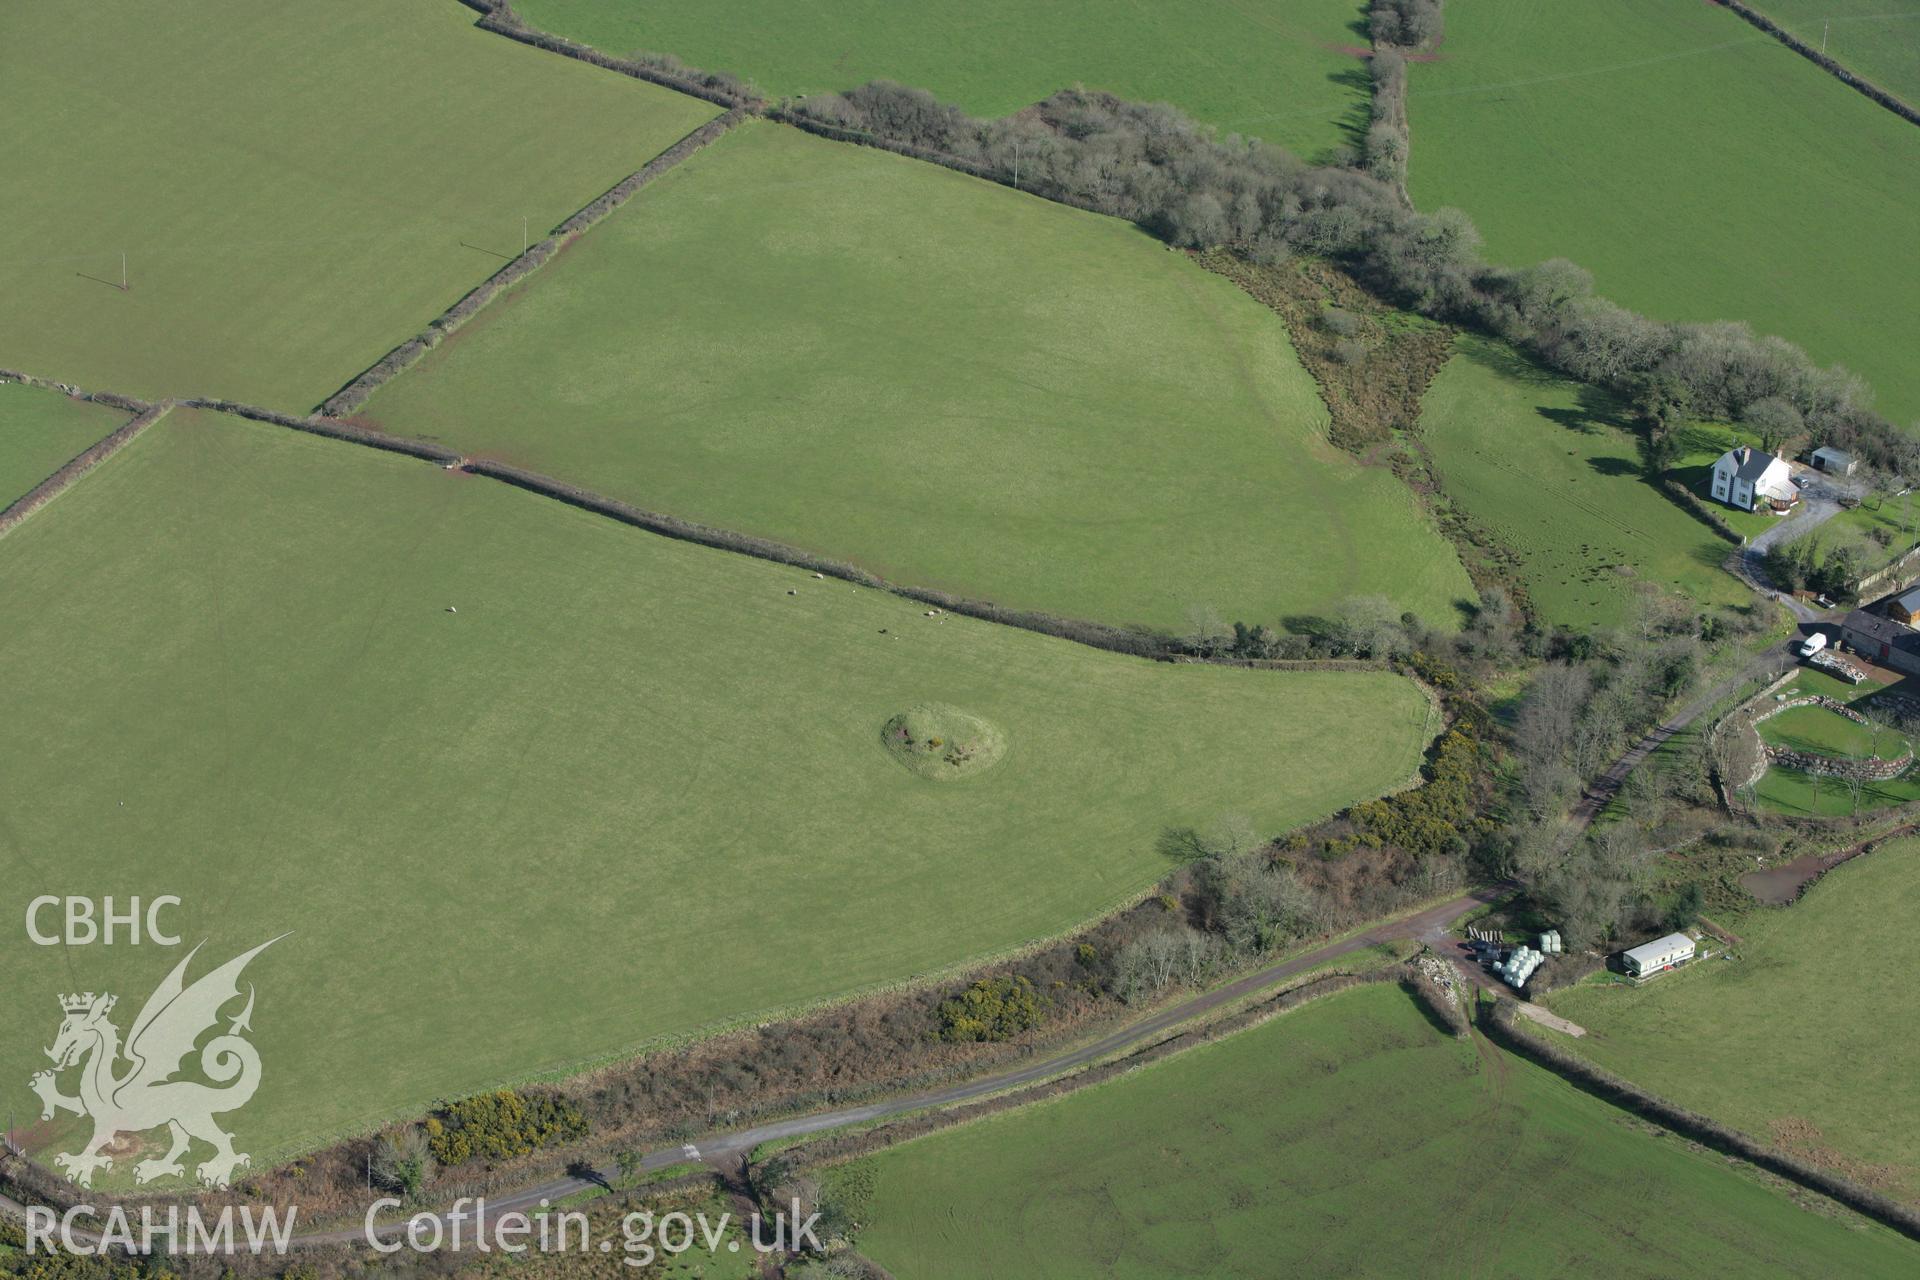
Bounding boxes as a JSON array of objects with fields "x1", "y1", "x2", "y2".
[{"x1": 1735, "y1": 468, "x2": 1862, "y2": 622}]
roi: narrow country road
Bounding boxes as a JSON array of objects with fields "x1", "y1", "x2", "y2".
[
  {"x1": 1567, "y1": 643, "x2": 1795, "y2": 832},
  {"x1": 1, "y1": 887, "x2": 1503, "y2": 1251}
]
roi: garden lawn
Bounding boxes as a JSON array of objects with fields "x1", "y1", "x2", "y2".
[
  {"x1": 0, "y1": 0, "x2": 717, "y2": 410},
  {"x1": 514, "y1": 0, "x2": 1374, "y2": 158},
  {"x1": 1817, "y1": 495, "x2": 1920, "y2": 581},
  {"x1": 367, "y1": 121, "x2": 1472, "y2": 633},
  {"x1": 1749, "y1": 0, "x2": 1920, "y2": 105},
  {"x1": 0, "y1": 381, "x2": 124, "y2": 509},
  {"x1": 1409, "y1": 0, "x2": 1920, "y2": 425},
  {"x1": 1756, "y1": 704, "x2": 1904, "y2": 758},
  {"x1": 841, "y1": 984, "x2": 1918, "y2": 1277},
  {"x1": 1548, "y1": 843, "x2": 1920, "y2": 1201},
  {"x1": 1664, "y1": 423, "x2": 1781, "y2": 542},
  {"x1": 1752, "y1": 765, "x2": 1920, "y2": 816},
  {"x1": 0, "y1": 409, "x2": 1434, "y2": 1174},
  {"x1": 1418, "y1": 337, "x2": 1749, "y2": 628}
]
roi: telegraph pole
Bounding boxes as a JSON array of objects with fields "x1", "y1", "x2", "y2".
[
  {"x1": 1823, "y1": 19, "x2": 1829, "y2": 54},
  {"x1": 522, "y1": 215, "x2": 528, "y2": 256},
  {"x1": 121, "y1": 250, "x2": 128, "y2": 291}
]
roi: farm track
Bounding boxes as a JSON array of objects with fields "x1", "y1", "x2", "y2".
[
  {"x1": 0, "y1": 888, "x2": 1500, "y2": 1250},
  {"x1": 1567, "y1": 643, "x2": 1797, "y2": 836}
]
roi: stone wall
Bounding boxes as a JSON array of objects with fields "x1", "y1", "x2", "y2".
[{"x1": 1753, "y1": 695, "x2": 1912, "y2": 781}]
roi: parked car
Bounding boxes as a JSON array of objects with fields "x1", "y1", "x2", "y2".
[{"x1": 1798, "y1": 632, "x2": 1829, "y2": 658}]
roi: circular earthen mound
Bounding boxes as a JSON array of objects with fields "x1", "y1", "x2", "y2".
[{"x1": 880, "y1": 703, "x2": 1007, "y2": 781}]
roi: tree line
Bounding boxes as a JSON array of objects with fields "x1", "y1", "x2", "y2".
[{"x1": 782, "y1": 71, "x2": 1910, "y2": 472}]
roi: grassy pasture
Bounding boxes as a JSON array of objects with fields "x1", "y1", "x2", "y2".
[
  {"x1": 0, "y1": 382, "x2": 124, "y2": 509},
  {"x1": 1548, "y1": 844, "x2": 1920, "y2": 1201},
  {"x1": 0, "y1": 0, "x2": 717, "y2": 410},
  {"x1": 840, "y1": 984, "x2": 1918, "y2": 1277},
  {"x1": 368, "y1": 121, "x2": 1473, "y2": 633},
  {"x1": 1408, "y1": 0, "x2": 1920, "y2": 426},
  {"x1": 0, "y1": 409, "x2": 1434, "y2": 1172},
  {"x1": 1750, "y1": 0, "x2": 1920, "y2": 105},
  {"x1": 1418, "y1": 337, "x2": 1749, "y2": 628},
  {"x1": 514, "y1": 0, "x2": 1375, "y2": 158}
]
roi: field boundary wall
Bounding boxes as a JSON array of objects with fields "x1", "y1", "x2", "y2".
[
  {"x1": 0, "y1": 398, "x2": 170, "y2": 539},
  {"x1": 1717, "y1": 0, "x2": 1920, "y2": 129},
  {"x1": 318, "y1": 108, "x2": 749, "y2": 418},
  {"x1": 1482, "y1": 996, "x2": 1920, "y2": 1242}
]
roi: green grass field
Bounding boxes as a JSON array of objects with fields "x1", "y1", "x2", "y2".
[
  {"x1": 0, "y1": 382, "x2": 124, "y2": 509},
  {"x1": 1418, "y1": 337, "x2": 1749, "y2": 627},
  {"x1": 839, "y1": 985, "x2": 1918, "y2": 1277},
  {"x1": 1751, "y1": 0, "x2": 1920, "y2": 105},
  {"x1": 1757, "y1": 703, "x2": 1904, "y2": 757},
  {"x1": 1409, "y1": 0, "x2": 1920, "y2": 426},
  {"x1": 367, "y1": 121, "x2": 1473, "y2": 634},
  {"x1": 514, "y1": 0, "x2": 1374, "y2": 158},
  {"x1": 0, "y1": 0, "x2": 717, "y2": 411},
  {"x1": 0, "y1": 409, "x2": 1434, "y2": 1172},
  {"x1": 1815, "y1": 494, "x2": 1920, "y2": 580},
  {"x1": 1549, "y1": 845, "x2": 1920, "y2": 1200},
  {"x1": 1752, "y1": 764, "x2": 1920, "y2": 816}
]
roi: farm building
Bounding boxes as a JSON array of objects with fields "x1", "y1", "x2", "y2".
[
  {"x1": 1710, "y1": 445, "x2": 1797, "y2": 512},
  {"x1": 1890, "y1": 587, "x2": 1920, "y2": 625},
  {"x1": 1840, "y1": 608, "x2": 1920, "y2": 676},
  {"x1": 1811, "y1": 446, "x2": 1858, "y2": 477},
  {"x1": 1621, "y1": 932, "x2": 1695, "y2": 978}
]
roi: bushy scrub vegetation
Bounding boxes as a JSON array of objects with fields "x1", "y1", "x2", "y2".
[
  {"x1": 843, "y1": 985, "x2": 1920, "y2": 1276},
  {"x1": 513, "y1": 0, "x2": 1374, "y2": 158},
  {"x1": 0, "y1": 409, "x2": 1431, "y2": 1167},
  {"x1": 0, "y1": 0, "x2": 717, "y2": 409},
  {"x1": 425, "y1": 1089, "x2": 589, "y2": 1165},
  {"x1": 1419, "y1": 337, "x2": 1752, "y2": 627},
  {"x1": 1548, "y1": 844, "x2": 1920, "y2": 1202},
  {"x1": 369, "y1": 121, "x2": 1472, "y2": 632},
  {"x1": 0, "y1": 382, "x2": 124, "y2": 510},
  {"x1": 935, "y1": 976, "x2": 1043, "y2": 1043},
  {"x1": 1408, "y1": 0, "x2": 1920, "y2": 426}
]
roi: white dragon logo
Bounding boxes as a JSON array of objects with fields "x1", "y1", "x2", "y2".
[{"x1": 27, "y1": 937, "x2": 284, "y2": 1189}]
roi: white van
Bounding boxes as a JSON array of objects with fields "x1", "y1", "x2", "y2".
[{"x1": 1798, "y1": 632, "x2": 1828, "y2": 658}]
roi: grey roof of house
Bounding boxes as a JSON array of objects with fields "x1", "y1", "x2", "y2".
[
  {"x1": 1730, "y1": 449, "x2": 1780, "y2": 484},
  {"x1": 1813, "y1": 446, "x2": 1854, "y2": 465},
  {"x1": 1898, "y1": 587, "x2": 1920, "y2": 615}
]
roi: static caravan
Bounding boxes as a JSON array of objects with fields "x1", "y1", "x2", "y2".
[{"x1": 1621, "y1": 932, "x2": 1695, "y2": 978}]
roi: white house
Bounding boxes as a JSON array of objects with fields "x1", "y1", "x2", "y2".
[
  {"x1": 1621, "y1": 932, "x2": 1695, "y2": 978},
  {"x1": 1710, "y1": 445, "x2": 1796, "y2": 512}
]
